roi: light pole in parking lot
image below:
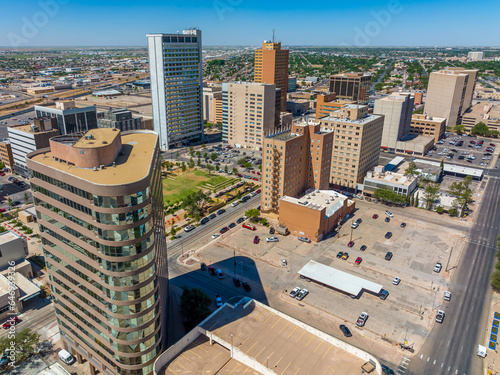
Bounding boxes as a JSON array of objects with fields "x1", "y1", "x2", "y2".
[
  {"x1": 231, "y1": 333, "x2": 234, "y2": 358},
  {"x1": 350, "y1": 219, "x2": 354, "y2": 242},
  {"x1": 445, "y1": 247, "x2": 453, "y2": 271}
]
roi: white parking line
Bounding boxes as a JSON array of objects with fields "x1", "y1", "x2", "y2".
[
  {"x1": 420, "y1": 354, "x2": 423, "y2": 359},
  {"x1": 427, "y1": 357, "x2": 430, "y2": 362},
  {"x1": 434, "y1": 360, "x2": 436, "y2": 365}
]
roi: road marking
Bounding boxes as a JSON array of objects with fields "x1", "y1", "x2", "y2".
[
  {"x1": 239, "y1": 337, "x2": 249, "y2": 347},
  {"x1": 420, "y1": 354, "x2": 423, "y2": 359},
  {"x1": 466, "y1": 324, "x2": 469, "y2": 332},
  {"x1": 245, "y1": 342, "x2": 257, "y2": 354},
  {"x1": 441, "y1": 363, "x2": 444, "y2": 368},
  {"x1": 427, "y1": 357, "x2": 430, "y2": 362},
  {"x1": 448, "y1": 340, "x2": 451, "y2": 347},
  {"x1": 279, "y1": 322, "x2": 289, "y2": 333},
  {"x1": 296, "y1": 331, "x2": 306, "y2": 343},
  {"x1": 461, "y1": 345, "x2": 464, "y2": 353},
  {"x1": 271, "y1": 317, "x2": 282, "y2": 328},
  {"x1": 287, "y1": 326, "x2": 298, "y2": 338},
  {"x1": 448, "y1": 366, "x2": 451, "y2": 371},
  {"x1": 313, "y1": 342, "x2": 322, "y2": 353},
  {"x1": 280, "y1": 362, "x2": 292, "y2": 375},
  {"x1": 323, "y1": 344, "x2": 333, "y2": 359},
  {"x1": 304, "y1": 335, "x2": 315, "y2": 348},
  {"x1": 455, "y1": 370, "x2": 458, "y2": 374},
  {"x1": 434, "y1": 360, "x2": 436, "y2": 365}
]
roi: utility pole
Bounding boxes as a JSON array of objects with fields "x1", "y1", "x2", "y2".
[
  {"x1": 233, "y1": 250, "x2": 236, "y2": 276},
  {"x1": 445, "y1": 247, "x2": 453, "y2": 271},
  {"x1": 350, "y1": 219, "x2": 354, "y2": 242}
]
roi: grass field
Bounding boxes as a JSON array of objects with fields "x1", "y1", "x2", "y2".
[{"x1": 162, "y1": 170, "x2": 231, "y2": 205}]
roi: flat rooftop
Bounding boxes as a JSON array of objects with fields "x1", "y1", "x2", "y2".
[
  {"x1": 281, "y1": 189, "x2": 347, "y2": 218},
  {"x1": 30, "y1": 131, "x2": 157, "y2": 185},
  {"x1": 73, "y1": 128, "x2": 120, "y2": 149},
  {"x1": 9, "y1": 124, "x2": 57, "y2": 135},
  {"x1": 298, "y1": 260, "x2": 383, "y2": 296},
  {"x1": 365, "y1": 170, "x2": 415, "y2": 187},
  {"x1": 0, "y1": 230, "x2": 21, "y2": 245},
  {"x1": 320, "y1": 112, "x2": 382, "y2": 125},
  {"x1": 397, "y1": 134, "x2": 435, "y2": 147}
]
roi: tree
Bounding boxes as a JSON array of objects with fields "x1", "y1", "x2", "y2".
[
  {"x1": 182, "y1": 190, "x2": 212, "y2": 218},
  {"x1": 206, "y1": 164, "x2": 214, "y2": 175},
  {"x1": 197, "y1": 157, "x2": 201, "y2": 167},
  {"x1": 423, "y1": 183, "x2": 440, "y2": 210},
  {"x1": 471, "y1": 122, "x2": 490, "y2": 136},
  {"x1": 374, "y1": 188, "x2": 407, "y2": 204},
  {"x1": 203, "y1": 152, "x2": 208, "y2": 159},
  {"x1": 404, "y1": 161, "x2": 418, "y2": 177},
  {"x1": 448, "y1": 176, "x2": 473, "y2": 217},
  {"x1": 237, "y1": 157, "x2": 247, "y2": 166},
  {"x1": 232, "y1": 167, "x2": 238, "y2": 174},
  {"x1": 224, "y1": 165, "x2": 228, "y2": 173},
  {"x1": 189, "y1": 147, "x2": 194, "y2": 156},
  {"x1": 436, "y1": 206, "x2": 444, "y2": 214},
  {"x1": 196, "y1": 151, "x2": 201, "y2": 156},
  {"x1": 24, "y1": 193, "x2": 29, "y2": 204},
  {"x1": 454, "y1": 124, "x2": 467, "y2": 134},
  {"x1": 245, "y1": 208, "x2": 260, "y2": 222},
  {"x1": 243, "y1": 162, "x2": 253, "y2": 169},
  {"x1": 170, "y1": 226, "x2": 177, "y2": 239},
  {"x1": 181, "y1": 162, "x2": 187, "y2": 172},
  {"x1": 175, "y1": 152, "x2": 180, "y2": 160},
  {"x1": 7, "y1": 197, "x2": 12, "y2": 210},
  {"x1": 179, "y1": 287, "x2": 212, "y2": 330},
  {"x1": 210, "y1": 152, "x2": 218, "y2": 161},
  {"x1": 0, "y1": 328, "x2": 40, "y2": 363}
]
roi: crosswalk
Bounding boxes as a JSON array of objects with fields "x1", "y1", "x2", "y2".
[
  {"x1": 396, "y1": 356, "x2": 410, "y2": 374},
  {"x1": 408, "y1": 354, "x2": 467, "y2": 375}
]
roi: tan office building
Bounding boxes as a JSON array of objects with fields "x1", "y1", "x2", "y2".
[
  {"x1": 424, "y1": 68, "x2": 478, "y2": 126},
  {"x1": 225, "y1": 82, "x2": 277, "y2": 150},
  {"x1": 254, "y1": 41, "x2": 289, "y2": 111},
  {"x1": 26, "y1": 129, "x2": 167, "y2": 375},
  {"x1": 462, "y1": 103, "x2": 500, "y2": 132},
  {"x1": 318, "y1": 104, "x2": 384, "y2": 191},
  {"x1": 410, "y1": 114, "x2": 446, "y2": 142},
  {"x1": 261, "y1": 121, "x2": 333, "y2": 213},
  {"x1": 328, "y1": 73, "x2": 371, "y2": 103},
  {"x1": 0, "y1": 141, "x2": 14, "y2": 171},
  {"x1": 203, "y1": 87, "x2": 222, "y2": 124}
]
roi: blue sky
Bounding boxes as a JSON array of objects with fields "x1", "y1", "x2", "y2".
[{"x1": 1, "y1": 0, "x2": 498, "y2": 47}]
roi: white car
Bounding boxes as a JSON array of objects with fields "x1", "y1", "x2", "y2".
[
  {"x1": 356, "y1": 312, "x2": 369, "y2": 327},
  {"x1": 184, "y1": 225, "x2": 196, "y2": 232},
  {"x1": 215, "y1": 294, "x2": 223, "y2": 307},
  {"x1": 281, "y1": 258, "x2": 287, "y2": 266},
  {"x1": 298, "y1": 237, "x2": 311, "y2": 243},
  {"x1": 289, "y1": 287, "x2": 301, "y2": 298},
  {"x1": 266, "y1": 237, "x2": 279, "y2": 243},
  {"x1": 435, "y1": 310, "x2": 445, "y2": 323},
  {"x1": 231, "y1": 201, "x2": 240, "y2": 207},
  {"x1": 296, "y1": 289, "x2": 309, "y2": 301},
  {"x1": 385, "y1": 211, "x2": 394, "y2": 218},
  {"x1": 444, "y1": 291, "x2": 451, "y2": 301},
  {"x1": 434, "y1": 262, "x2": 442, "y2": 273},
  {"x1": 393, "y1": 277, "x2": 401, "y2": 285},
  {"x1": 212, "y1": 233, "x2": 220, "y2": 240}
]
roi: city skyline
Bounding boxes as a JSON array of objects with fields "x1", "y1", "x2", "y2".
[{"x1": 1, "y1": 0, "x2": 500, "y2": 47}]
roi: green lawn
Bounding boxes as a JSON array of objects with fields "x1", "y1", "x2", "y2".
[{"x1": 162, "y1": 170, "x2": 230, "y2": 205}]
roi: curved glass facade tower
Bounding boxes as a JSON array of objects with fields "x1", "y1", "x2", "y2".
[{"x1": 26, "y1": 129, "x2": 167, "y2": 375}]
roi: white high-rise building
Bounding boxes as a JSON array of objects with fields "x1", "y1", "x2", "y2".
[
  {"x1": 467, "y1": 51, "x2": 484, "y2": 61},
  {"x1": 147, "y1": 29, "x2": 204, "y2": 150}
]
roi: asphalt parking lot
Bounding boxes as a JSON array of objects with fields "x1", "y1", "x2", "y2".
[
  {"x1": 0, "y1": 110, "x2": 37, "y2": 139},
  {"x1": 0, "y1": 173, "x2": 32, "y2": 208},
  {"x1": 426, "y1": 135, "x2": 498, "y2": 168},
  {"x1": 197, "y1": 204, "x2": 466, "y2": 353}
]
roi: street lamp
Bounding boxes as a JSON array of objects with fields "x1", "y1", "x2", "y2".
[
  {"x1": 231, "y1": 334, "x2": 234, "y2": 358},
  {"x1": 267, "y1": 356, "x2": 269, "y2": 368}
]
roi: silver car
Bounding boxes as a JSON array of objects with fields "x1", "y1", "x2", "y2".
[
  {"x1": 289, "y1": 287, "x2": 300, "y2": 298},
  {"x1": 266, "y1": 237, "x2": 279, "y2": 243},
  {"x1": 296, "y1": 289, "x2": 309, "y2": 301},
  {"x1": 298, "y1": 237, "x2": 311, "y2": 243}
]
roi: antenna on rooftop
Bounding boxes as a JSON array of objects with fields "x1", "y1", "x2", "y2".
[{"x1": 273, "y1": 29, "x2": 275, "y2": 43}]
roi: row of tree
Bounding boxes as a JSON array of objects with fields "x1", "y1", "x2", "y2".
[{"x1": 454, "y1": 122, "x2": 499, "y2": 138}]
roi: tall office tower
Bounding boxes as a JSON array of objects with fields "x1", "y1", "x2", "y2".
[
  {"x1": 97, "y1": 108, "x2": 144, "y2": 131},
  {"x1": 424, "y1": 68, "x2": 478, "y2": 127},
  {"x1": 373, "y1": 92, "x2": 414, "y2": 151},
  {"x1": 467, "y1": 51, "x2": 484, "y2": 61},
  {"x1": 202, "y1": 87, "x2": 222, "y2": 123},
  {"x1": 328, "y1": 73, "x2": 371, "y2": 103},
  {"x1": 222, "y1": 82, "x2": 277, "y2": 150},
  {"x1": 147, "y1": 29, "x2": 204, "y2": 150},
  {"x1": 27, "y1": 129, "x2": 167, "y2": 375},
  {"x1": 261, "y1": 121, "x2": 333, "y2": 213},
  {"x1": 254, "y1": 40, "x2": 289, "y2": 111},
  {"x1": 319, "y1": 104, "x2": 384, "y2": 191}
]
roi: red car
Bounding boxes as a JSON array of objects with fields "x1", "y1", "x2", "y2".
[
  {"x1": 237, "y1": 174, "x2": 242, "y2": 177},
  {"x1": 242, "y1": 223, "x2": 256, "y2": 231},
  {"x1": 252, "y1": 177, "x2": 258, "y2": 181},
  {"x1": 348, "y1": 241, "x2": 355, "y2": 247},
  {"x1": 372, "y1": 214, "x2": 379, "y2": 219},
  {"x1": 469, "y1": 140, "x2": 476, "y2": 144},
  {"x1": 251, "y1": 171, "x2": 255, "y2": 174},
  {"x1": 0, "y1": 209, "x2": 5, "y2": 213},
  {"x1": 355, "y1": 257, "x2": 362, "y2": 265},
  {"x1": 3, "y1": 316, "x2": 20, "y2": 329},
  {"x1": 253, "y1": 236, "x2": 260, "y2": 244},
  {"x1": 220, "y1": 227, "x2": 229, "y2": 234},
  {"x1": 256, "y1": 189, "x2": 261, "y2": 194},
  {"x1": 490, "y1": 143, "x2": 495, "y2": 147},
  {"x1": 0, "y1": 173, "x2": 5, "y2": 176},
  {"x1": 257, "y1": 172, "x2": 261, "y2": 175}
]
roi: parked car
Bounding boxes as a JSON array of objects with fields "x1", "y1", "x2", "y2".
[
  {"x1": 217, "y1": 209, "x2": 226, "y2": 215},
  {"x1": 220, "y1": 227, "x2": 229, "y2": 234},
  {"x1": 356, "y1": 312, "x2": 369, "y2": 327},
  {"x1": 233, "y1": 277, "x2": 241, "y2": 287},
  {"x1": 379, "y1": 289, "x2": 389, "y2": 300},
  {"x1": 381, "y1": 364, "x2": 395, "y2": 375},
  {"x1": 341, "y1": 252, "x2": 349, "y2": 260},
  {"x1": 200, "y1": 217, "x2": 209, "y2": 225},
  {"x1": 269, "y1": 227, "x2": 275, "y2": 234},
  {"x1": 434, "y1": 262, "x2": 442, "y2": 273},
  {"x1": 289, "y1": 287, "x2": 301, "y2": 298},
  {"x1": 360, "y1": 245, "x2": 367, "y2": 251},
  {"x1": 253, "y1": 236, "x2": 260, "y2": 244},
  {"x1": 355, "y1": 257, "x2": 362, "y2": 265},
  {"x1": 400, "y1": 222, "x2": 406, "y2": 228},
  {"x1": 0, "y1": 209, "x2": 5, "y2": 213},
  {"x1": 242, "y1": 223, "x2": 256, "y2": 231},
  {"x1": 435, "y1": 310, "x2": 445, "y2": 323},
  {"x1": 339, "y1": 324, "x2": 352, "y2": 337},
  {"x1": 385, "y1": 232, "x2": 393, "y2": 239},
  {"x1": 2, "y1": 316, "x2": 20, "y2": 329},
  {"x1": 208, "y1": 266, "x2": 215, "y2": 275},
  {"x1": 216, "y1": 269, "x2": 223, "y2": 279},
  {"x1": 209, "y1": 213, "x2": 217, "y2": 220},
  {"x1": 298, "y1": 237, "x2": 311, "y2": 243},
  {"x1": 12, "y1": 201, "x2": 20, "y2": 206},
  {"x1": 266, "y1": 237, "x2": 279, "y2": 243},
  {"x1": 228, "y1": 223, "x2": 236, "y2": 229},
  {"x1": 385, "y1": 217, "x2": 390, "y2": 222},
  {"x1": 393, "y1": 277, "x2": 401, "y2": 285},
  {"x1": 281, "y1": 258, "x2": 287, "y2": 266},
  {"x1": 211, "y1": 233, "x2": 220, "y2": 240},
  {"x1": 215, "y1": 294, "x2": 223, "y2": 307},
  {"x1": 385, "y1": 252, "x2": 393, "y2": 261},
  {"x1": 337, "y1": 251, "x2": 344, "y2": 258},
  {"x1": 385, "y1": 210, "x2": 394, "y2": 218},
  {"x1": 231, "y1": 201, "x2": 240, "y2": 207},
  {"x1": 372, "y1": 214, "x2": 379, "y2": 219},
  {"x1": 444, "y1": 291, "x2": 451, "y2": 301},
  {"x1": 348, "y1": 241, "x2": 355, "y2": 247},
  {"x1": 296, "y1": 289, "x2": 309, "y2": 301},
  {"x1": 242, "y1": 281, "x2": 251, "y2": 291},
  {"x1": 236, "y1": 217, "x2": 245, "y2": 224},
  {"x1": 200, "y1": 263, "x2": 206, "y2": 271},
  {"x1": 184, "y1": 225, "x2": 196, "y2": 232}
]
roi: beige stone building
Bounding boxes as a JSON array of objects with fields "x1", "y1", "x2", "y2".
[
  {"x1": 203, "y1": 87, "x2": 222, "y2": 124},
  {"x1": 328, "y1": 73, "x2": 371, "y2": 103},
  {"x1": 424, "y1": 68, "x2": 478, "y2": 126},
  {"x1": 318, "y1": 104, "x2": 384, "y2": 191},
  {"x1": 225, "y1": 82, "x2": 277, "y2": 150},
  {"x1": 462, "y1": 103, "x2": 500, "y2": 132},
  {"x1": 261, "y1": 121, "x2": 333, "y2": 214},
  {"x1": 410, "y1": 114, "x2": 447, "y2": 142}
]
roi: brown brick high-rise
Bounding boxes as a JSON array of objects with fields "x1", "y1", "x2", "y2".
[{"x1": 255, "y1": 41, "x2": 289, "y2": 111}]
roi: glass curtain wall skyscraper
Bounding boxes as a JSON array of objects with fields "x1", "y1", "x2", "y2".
[
  {"x1": 147, "y1": 29, "x2": 204, "y2": 151},
  {"x1": 27, "y1": 129, "x2": 168, "y2": 375}
]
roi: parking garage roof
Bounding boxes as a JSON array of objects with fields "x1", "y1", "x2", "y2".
[{"x1": 298, "y1": 260, "x2": 383, "y2": 296}]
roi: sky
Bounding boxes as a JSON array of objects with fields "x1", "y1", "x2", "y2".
[{"x1": 0, "y1": 0, "x2": 499, "y2": 48}]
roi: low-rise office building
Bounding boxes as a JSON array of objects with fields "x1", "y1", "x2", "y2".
[
  {"x1": 0, "y1": 140, "x2": 14, "y2": 171},
  {"x1": 34, "y1": 101, "x2": 98, "y2": 135},
  {"x1": 286, "y1": 99, "x2": 310, "y2": 116},
  {"x1": 279, "y1": 189, "x2": 355, "y2": 242},
  {"x1": 410, "y1": 114, "x2": 446, "y2": 142},
  {"x1": 329, "y1": 72, "x2": 371, "y2": 103},
  {"x1": 97, "y1": 108, "x2": 144, "y2": 131},
  {"x1": 363, "y1": 166, "x2": 418, "y2": 197},
  {"x1": 462, "y1": 103, "x2": 500, "y2": 132}
]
